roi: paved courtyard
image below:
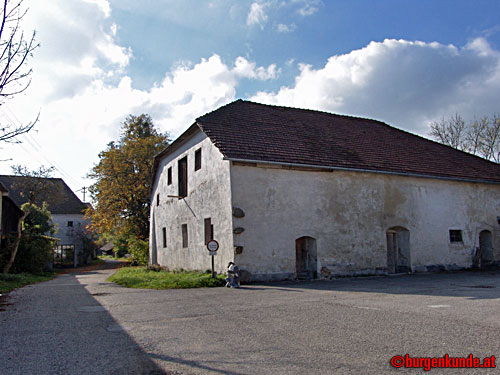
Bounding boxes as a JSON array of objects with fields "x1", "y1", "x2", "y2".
[{"x1": 1, "y1": 263, "x2": 500, "y2": 374}]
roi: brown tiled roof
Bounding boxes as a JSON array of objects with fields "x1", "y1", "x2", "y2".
[
  {"x1": 0, "y1": 176, "x2": 87, "y2": 214},
  {"x1": 195, "y1": 100, "x2": 500, "y2": 183}
]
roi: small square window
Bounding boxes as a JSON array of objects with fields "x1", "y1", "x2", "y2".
[
  {"x1": 195, "y1": 148, "x2": 201, "y2": 171},
  {"x1": 67, "y1": 221, "x2": 73, "y2": 227},
  {"x1": 167, "y1": 167, "x2": 172, "y2": 185},
  {"x1": 449, "y1": 230, "x2": 463, "y2": 243}
]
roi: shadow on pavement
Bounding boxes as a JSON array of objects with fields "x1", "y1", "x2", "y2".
[
  {"x1": 0, "y1": 265, "x2": 168, "y2": 375},
  {"x1": 242, "y1": 270, "x2": 500, "y2": 300}
]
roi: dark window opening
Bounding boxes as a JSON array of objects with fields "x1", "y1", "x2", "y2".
[
  {"x1": 182, "y1": 224, "x2": 188, "y2": 248},
  {"x1": 167, "y1": 167, "x2": 172, "y2": 185},
  {"x1": 204, "y1": 218, "x2": 214, "y2": 245},
  {"x1": 450, "y1": 230, "x2": 463, "y2": 243},
  {"x1": 195, "y1": 148, "x2": 202, "y2": 171},
  {"x1": 178, "y1": 157, "x2": 188, "y2": 197},
  {"x1": 156, "y1": 193, "x2": 160, "y2": 206},
  {"x1": 67, "y1": 221, "x2": 73, "y2": 227},
  {"x1": 162, "y1": 227, "x2": 167, "y2": 248}
]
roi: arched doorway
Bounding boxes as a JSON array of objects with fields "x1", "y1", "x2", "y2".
[
  {"x1": 386, "y1": 227, "x2": 410, "y2": 274},
  {"x1": 295, "y1": 236, "x2": 317, "y2": 279},
  {"x1": 479, "y1": 230, "x2": 493, "y2": 267}
]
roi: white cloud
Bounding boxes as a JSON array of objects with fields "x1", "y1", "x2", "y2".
[
  {"x1": 293, "y1": 0, "x2": 321, "y2": 16},
  {"x1": 233, "y1": 56, "x2": 280, "y2": 80},
  {"x1": 277, "y1": 23, "x2": 296, "y2": 33},
  {"x1": 1, "y1": 12, "x2": 279, "y2": 192},
  {"x1": 247, "y1": 2, "x2": 269, "y2": 29},
  {"x1": 251, "y1": 38, "x2": 500, "y2": 135}
]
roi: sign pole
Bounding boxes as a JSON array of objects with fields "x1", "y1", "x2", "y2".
[
  {"x1": 206, "y1": 240, "x2": 219, "y2": 279},
  {"x1": 211, "y1": 255, "x2": 215, "y2": 278}
]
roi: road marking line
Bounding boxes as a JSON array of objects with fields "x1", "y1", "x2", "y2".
[{"x1": 428, "y1": 304, "x2": 450, "y2": 308}]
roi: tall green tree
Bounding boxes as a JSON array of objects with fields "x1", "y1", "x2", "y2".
[{"x1": 88, "y1": 114, "x2": 170, "y2": 239}]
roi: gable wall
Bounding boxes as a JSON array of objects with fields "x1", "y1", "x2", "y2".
[
  {"x1": 150, "y1": 130, "x2": 234, "y2": 272},
  {"x1": 230, "y1": 164, "x2": 500, "y2": 280}
]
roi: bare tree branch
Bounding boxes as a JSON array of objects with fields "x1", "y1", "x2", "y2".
[
  {"x1": 0, "y1": 0, "x2": 39, "y2": 143},
  {"x1": 429, "y1": 113, "x2": 500, "y2": 163}
]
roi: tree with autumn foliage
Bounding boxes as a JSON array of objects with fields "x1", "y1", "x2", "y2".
[{"x1": 87, "y1": 114, "x2": 170, "y2": 240}]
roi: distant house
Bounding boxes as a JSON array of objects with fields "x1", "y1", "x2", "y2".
[
  {"x1": 149, "y1": 100, "x2": 500, "y2": 281},
  {"x1": 99, "y1": 241, "x2": 114, "y2": 256},
  {"x1": 0, "y1": 176, "x2": 92, "y2": 266}
]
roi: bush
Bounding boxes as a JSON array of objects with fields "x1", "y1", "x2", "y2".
[
  {"x1": 73, "y1": 226, "x2": 99, "y2": 265},
  {"x1": 112, "y1": 234, "x2": 129, "y2": 258},
  {"x1": 0, "y1": 202, "x2": 56, "y2": 274},
  {"x1": 129, "y1": 237, "x2": 148, "y2": 266},
  {"x1": 11, "y1": 233, "x2": 55, "y2": 274}
]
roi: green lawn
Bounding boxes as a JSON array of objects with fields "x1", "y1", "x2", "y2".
[
  {"x1": 108, "y1": 267, "x2": 226, "y2": 289},
  {"x1": 0, "y1": 272, "x2": 57, "y2": 294}
]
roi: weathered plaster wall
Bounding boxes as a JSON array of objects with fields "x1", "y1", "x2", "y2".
[
  {"x1": 230, "y1": 164, "x2": 500, "y2": 280},
  {"x1": 150, "y1": 130, "x2": 234, "y2": 273}
]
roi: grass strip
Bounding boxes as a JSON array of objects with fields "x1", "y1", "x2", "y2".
[
  {"x1": 108, "y1": 266, "x2": 226, "y2": 289},
  {"x1": 0, "y1": 272, "x2": 57, "y2": 294}
]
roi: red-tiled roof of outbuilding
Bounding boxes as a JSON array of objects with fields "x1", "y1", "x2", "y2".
[{"x1": 194, "y1": 100, "x2": 500, "y2": 183}]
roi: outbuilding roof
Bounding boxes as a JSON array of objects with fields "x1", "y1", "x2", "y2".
[
  {"x1": 192, "y1": 100, "x2": 500, "y2": 183},
  {"x1": 0, "y1": 175, "x2": 88, "y2": 214}
]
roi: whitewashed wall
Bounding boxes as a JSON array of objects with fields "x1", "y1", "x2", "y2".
[
  {"x1": 52, "y1": 214, "x2": 89, "y2": 245},
  {"x1": 52, "y1": 213, "x2": 90, "y2": 264},
  {"x1": 150, "y1": 130, "x2": 234, "y2": 273},
  {"x1": 230, "y1": 164, "x2": 500, "y2": 280}
]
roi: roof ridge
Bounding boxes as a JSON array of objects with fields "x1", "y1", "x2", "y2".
[{"x1": 205, "y1": 100, "x2": 500, "y2": 167}]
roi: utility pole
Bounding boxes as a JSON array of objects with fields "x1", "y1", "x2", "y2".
[{"x1": 77, "y1": 187, "x2": 87, "y2": 202}]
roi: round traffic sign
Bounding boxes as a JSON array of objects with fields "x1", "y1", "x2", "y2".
[{"x1": 207, "y1": 240, "x2": 219, "y2": 252}]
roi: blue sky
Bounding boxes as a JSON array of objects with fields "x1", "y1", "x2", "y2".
[{"x1": 2, "y1": 0, "x2": 500, "y2": 200}]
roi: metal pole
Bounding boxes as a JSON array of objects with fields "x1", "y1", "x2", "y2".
[{"x1": 211, "y1": 255, "x2": 215, "y2": 278}]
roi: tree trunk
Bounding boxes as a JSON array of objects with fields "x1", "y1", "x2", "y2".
[{"x1": 3, "y1": 212, "x2": 27, "y2": 274}]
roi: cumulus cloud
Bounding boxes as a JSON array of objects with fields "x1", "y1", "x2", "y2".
[
  {"x1": 247, "y1": 2, "x2": 269, "y2": 29},
  {"x1": 251, "y1": 38, "x2": 500, "y2": 135},
  {"x1": 2, "y1": 27, "x2": 279, "y2": 190},
  {"x1": 293, "y1": 0, "x2": 321, "y2": 16},
  {"x1": 21, "y1": 0, "x2": 132, "y2": 104},
  {"x1": 277, "y1": 23, "x2": 296, "y2": 33}
]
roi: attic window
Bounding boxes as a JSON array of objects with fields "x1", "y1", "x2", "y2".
[
  {"x1": 178, "y1": 157, "x2": 188, "y2": 198},
  {"x1": 195, "y1": 148, "x2": 202, "y2": 171},
  {"x1": 167, "y1": 167, "x2": 172, "y2": 185},
  {"x1": 449, "y1": 230, "x2": 463, "y2": 243}
]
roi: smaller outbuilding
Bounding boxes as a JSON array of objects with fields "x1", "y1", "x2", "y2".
[{"x1": 0, "y1": 175, "x2": 93, "y2": 266}]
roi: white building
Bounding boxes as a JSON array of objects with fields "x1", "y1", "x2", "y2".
[
  {"x1": 150, "y1": 100, "x2": 500, "y2": 281},
  {"x1": 0, "y1": 176, "x2": 92, "y2": 266}
]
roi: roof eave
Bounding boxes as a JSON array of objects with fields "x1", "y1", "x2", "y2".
[{"x1": 225, "y1": 157, "x2": 500, "y2": 185}]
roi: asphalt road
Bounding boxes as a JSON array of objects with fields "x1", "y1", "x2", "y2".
[{"x1": 1, "y1": 262, "x2": 500, "y2": 374}]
